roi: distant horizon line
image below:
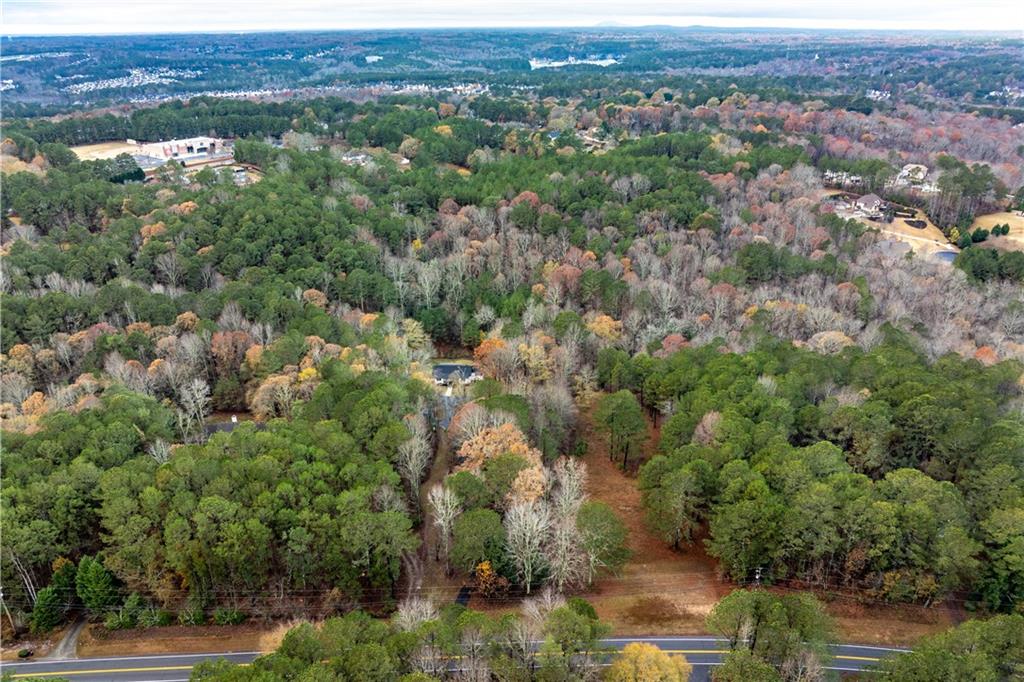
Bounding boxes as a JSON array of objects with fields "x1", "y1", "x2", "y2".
[{"x1": 4, "y1": 24, "x2": 1021, "y2": 39}]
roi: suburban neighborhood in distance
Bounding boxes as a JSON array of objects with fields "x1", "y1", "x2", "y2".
[{"x1": 1, "y1": 2, "x2": 1023, "y2": 681}]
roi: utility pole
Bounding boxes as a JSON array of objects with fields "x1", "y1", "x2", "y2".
[{"x1": 1, "y1": 587, "x2": 18, "y2": 634}]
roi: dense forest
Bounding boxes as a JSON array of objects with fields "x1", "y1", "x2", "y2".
[
  {"x1": 2, "y1": 28, "x2": 1021, "y2": 109},
  {"x1": 2, "y1": 61, "x2": 1023, "y2": 680}
]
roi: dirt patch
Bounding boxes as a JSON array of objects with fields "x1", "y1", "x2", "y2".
[
  {"x1": 827, "y1": 600, "x2": 956, "y2": 645},
  {"x1": 1, "y1": 154, "x2": 46, "y2": 176},
  {"x1": 570, "y1": 403, "x2": 725, "y2": 635},
  {"x1": 623, "y1": 596, "x2": 686, "y2": 626},
  {"x1": 77, "y1": 622, "x2": 274, "y2": 657},
  {"x1": 69, "y1": 141, "x2": 139, "y2": 161},
  {"x1": 0, "y1": 624, "x2": 69, "y2": 661}
]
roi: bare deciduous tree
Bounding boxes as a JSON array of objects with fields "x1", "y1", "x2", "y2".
[
  {"x1": 393, "y1": 597, "x2": 438, "y2": 632},
  {"x1": 0, "y1": 372, "x2": 32, "y2": 406},
  {"x1": 521, "y1": 585, "x2": 565, "y2": 625},
  {"x1": 551, "y1": 457, "x2": 587, "y2": 519},
  {"x1": 505, "y1": 501, "x2": 551, "y2": 594},
  {"x1": 373, "y1": 484, "x2": 409, "y2": 515},
  {"x1": 148, "y1": 439, "x2": 172, "y2": 465},
  {"x1": 397, "y1": 416, "x2": 432, "y2": 510},
  {"x1": 154, "y1": 251, "x2": 182, "y2": 287},
  {"x1": 176, "y1": 377, "x2": 210, "y2": 442},
  {"x1": 545, "y1": 521, "x2": 586, "y2": 592},
  {"x1": 428, "y1": 484, "x2": 460, "y2": 573},
  {"x1": 416, "y1": 260, "x2": 444, "y2": 307}
]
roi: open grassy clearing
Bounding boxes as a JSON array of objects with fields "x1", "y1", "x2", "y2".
[
  {"x1": 69, "y1": 141, "x2": 138, "y2": 160},
  {"x1": 972, "y1": 211, "x2": 1024, "y2": 252}
]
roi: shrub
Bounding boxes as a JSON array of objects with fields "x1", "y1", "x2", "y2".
[
  {"x1": 104, "y1": 611, "x2": 133, "y2": 630},
  {"x1": 178, "y1": 604, "x2": 206, "y2": 626},
  {"x1": 212, "y1": 608, "x2": 247, "y2": 626},
  {"x1": 138, "y1": 608, "x2": 174, "y2": 628},
  {"x1": 105, "y1": 593, "x2": 146, "y2": 630}
]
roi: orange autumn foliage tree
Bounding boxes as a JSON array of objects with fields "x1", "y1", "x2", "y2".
[
  {"x1": 509, "y1": 466, "x2": 547, "y2": 504},
  {"x1": 211, "y1": 331, "x2": 254, "y2": 376},
  {"x1": 456, "y1": 423, "x2": 542, "y2": 473},
  {"x1": 473, "y1": 337, "x2": 507, "y2": 378},
  {"x1": 302, "y1": 288, "x2": 328, "y2": 309},
  {"x1": 174, "y1": 311, "x2": 199, "y2": 331}
]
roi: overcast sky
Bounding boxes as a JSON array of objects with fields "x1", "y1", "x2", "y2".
[{"x1": 3, "y1": 0, "x2": 1022, "y2": 36}]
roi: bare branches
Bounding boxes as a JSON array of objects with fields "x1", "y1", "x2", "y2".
[
  {"x1": 504, "y1": 501, "x2": 551, "y2": 594},
  {"x1": 176, "y1": 377, "x2": 210, "y2": 442},
  {"x1": 397, "y1": 414, "x2": 433, "y2": 510},
  {"x1": 427, "y1": 484, "x2": 461, "y2": 573}
]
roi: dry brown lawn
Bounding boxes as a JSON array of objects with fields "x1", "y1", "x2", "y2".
[
  {"x1": 833, "y1": 197, "x2": 953, "y2": 257},
  {"x1": 70, "y1": 141, "x2": 139, "y2": 160},
  {"x1": 77, "y1": 622, "x2": 273, "y2": 657},
  {"x1": 972, "y1": 211, "x2": 1024, "y2": 252},
  {"x1": 861, "y1": 210, "x2": 953, "y2": 257}
]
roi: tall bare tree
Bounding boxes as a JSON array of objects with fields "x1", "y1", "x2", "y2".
[
  {"x1": 545, "y1": 520, "x2": 585, "y2": 592},
  {"x1": 397, "y1": 416, "x2": 432, "y2": 511},
  {"x1": 176, "y1": 377, "x2": 210, "y2": 442},
  {"x1": 505, "y1": 501, "x2": 551, "y2": 594},
  {"x1": 428, "y1": 484, "x2": 460, "y2": 573}
]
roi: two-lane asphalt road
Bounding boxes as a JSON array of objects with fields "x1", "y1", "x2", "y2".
[{"x1": 1, "y1": 637, "x2": 906, "y2": 681}]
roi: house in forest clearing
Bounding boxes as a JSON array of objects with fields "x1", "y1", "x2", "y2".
[{"x1": 856, "y1": 193, "x2": 884, "y2": 212}]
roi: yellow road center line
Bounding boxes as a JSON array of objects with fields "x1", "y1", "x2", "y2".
[
  {"x1": 8, "y1": 652, "x2": 879, "y2": 677},
  {"x1": 12, "y1": 665, "x2": 194, "y2": 678},
  {"x1": 658, "y1": 649, "x2": 730, "y2": 654},
  {"x1": 10, "y1": 662, "x2": 251, "y2": 678}
]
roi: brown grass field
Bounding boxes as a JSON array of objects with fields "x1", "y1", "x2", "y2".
[
  {"x1": 70, "y1": 141, "x2": 139, "y2": 160},
  {"x1": 875, "y1": 210, "x2": 951, "y2": 255},
  {"x1": 76, "y1": 622, "x2": 274, "y2": 658},
  {"x1": 972, "y1": 211, "x2": 1024, "y2": 252}
]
